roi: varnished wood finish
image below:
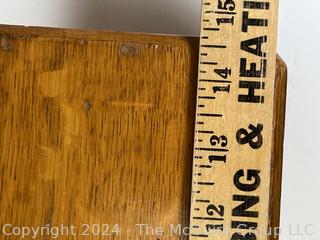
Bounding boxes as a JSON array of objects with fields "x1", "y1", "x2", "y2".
[
  {"x1": 0, "y1": 25, "x2": 286, "y2": 239},
  {"x1": 269, "y1": 55, "x2": 287, "y2": 240}
]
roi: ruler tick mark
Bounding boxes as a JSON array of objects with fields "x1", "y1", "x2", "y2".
[
  {"x1": 200, "y1": 61, "x2": 217, "y2": 65},
  {"x1": 191, "y1": 234, "x2": 209, "y2": 238},
  {"x1": 193, "y1": 217, "x2": 224, "y2": 221},
  {"x1": 196, "y1": 130, "x2": 214, "y2": 134},
  {"x1": 195, "y1": 147, "x2": 228, "y2": 152},
  {"x1": 196, "y1": 182, "x2": 215, "y2": 186},
  {"x1": 203, "y1": 27, "x2": 219, "y2": 31},
  {"x1": 195, "y1": 165, "x2": 212, "y2": 168},
  {"x1": 198, "y1": 96, "x2": 215, "y2": 100},
  {"x1": 201, "y1": 44, "x2": 226, "y2": 49},
  {"x1": 197, "y1": 113, "x2": 222, "y2": 117},
  {"x1": 196, "y1": 199, "x2": 210, "y2": 203},
  {"x1": 199, "y1": 79, "x2": 232, "y2": 83},
  {"x1": 215, "y1": 11, "x2": 237, "y2": 15}
]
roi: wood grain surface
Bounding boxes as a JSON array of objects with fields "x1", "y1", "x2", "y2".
[{"x1": 0, "y1": 25, "x2": 286, "y2": 239}]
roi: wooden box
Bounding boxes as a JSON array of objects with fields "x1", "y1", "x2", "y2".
[{"x1": 0, "y1": 25, "x2": 286, "y2": 239}]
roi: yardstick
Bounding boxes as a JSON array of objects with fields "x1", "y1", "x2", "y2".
[{"x1": 190, "y1": 0, "x2": 279, "y2": 239}]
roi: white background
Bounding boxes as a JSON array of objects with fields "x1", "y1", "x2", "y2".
[{"x1": 0, "y1": 0, "x2": 319, "y2": 239}]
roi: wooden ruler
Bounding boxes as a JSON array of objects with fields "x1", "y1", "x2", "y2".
[{"x1": 190, "y1": 0, "x2": 279, "y2": 239}]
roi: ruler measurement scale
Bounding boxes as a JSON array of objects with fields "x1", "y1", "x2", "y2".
[{"x1": 190, "y1": 0, "x2": 279, "y2": 239}]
